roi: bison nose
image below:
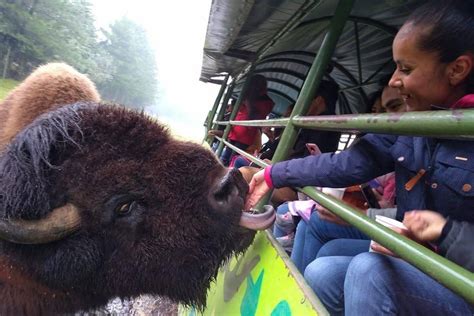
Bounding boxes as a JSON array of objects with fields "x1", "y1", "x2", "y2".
[{"x1": 209, "y1": 169, "x2": 248, "y2": 211}]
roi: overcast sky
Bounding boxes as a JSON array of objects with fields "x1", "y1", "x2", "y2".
[{"x1": 91, "y1": 1, "x2": 220, "y2": 141}]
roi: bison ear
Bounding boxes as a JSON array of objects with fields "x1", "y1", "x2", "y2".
[{"x1": 0, "y1": 104, "x2": 83, "y2": 220}]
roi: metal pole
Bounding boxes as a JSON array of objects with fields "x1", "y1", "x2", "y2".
[
  {"x1": 291, "y1": 109, "x2": 474, "y2": 139},
  {"x1": 272, "y1": 0, "x2": 354, "y2": 163},
  {"x1": 203, "y1": 74, "x2": 229, "y2": 143},
  {"x1": 205, "y1": 82, "x2": 235, "y2": 145},
  {"x1": 256, "y1": 0, "x2": 354, "y2": 208},
  {"x1": 216, "y1": 68, "x2": 255, "y2": 157},
  {"x1": 222, "y1": 108, "x2": 474, "y2": 139}
]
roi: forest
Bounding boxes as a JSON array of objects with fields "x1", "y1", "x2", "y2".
[{"x1": 0, "y1": 0, "x2": 158, "y2": 109}]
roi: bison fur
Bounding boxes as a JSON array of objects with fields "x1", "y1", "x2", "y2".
[{"x1": 0, "y1": 63, "x2": 272, "y2": 315}]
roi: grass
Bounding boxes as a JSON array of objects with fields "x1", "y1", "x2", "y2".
[{"x1": 0, "y1": 78, "x2": 19, "y2": 101}]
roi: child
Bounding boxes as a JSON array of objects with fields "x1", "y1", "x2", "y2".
[{"x1": 246, "y1": 0, "x2": 474, "y2": 314}]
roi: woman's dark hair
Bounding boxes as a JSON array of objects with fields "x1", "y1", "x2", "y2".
[
  {"x1": 245, "y1": 74, "x2": 270, "y2": 119},
  {"x1": 407, "y1": 0, "x2": 474, "y2": 91},
  {"x1": 246, "y1": 74, "x2": 268, "y2": 101},
  {"x1": 318, "y1": 80, "x2": 339, "y2": 115}
]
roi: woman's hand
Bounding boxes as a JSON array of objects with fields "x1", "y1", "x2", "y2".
[
  {"x1": 244, "y1": 169, "x2": 271, "y2": 210},
  {"x1": 370, "y1": 227, "x2": 411, "y2": 256},
  {"x1": 403, "y1": 210, "x2": 447, "y2": 242},
  {"x1": 371, "y1": 210, "x2": 444, "y2": 256}
]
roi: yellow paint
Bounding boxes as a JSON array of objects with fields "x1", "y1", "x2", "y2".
[{"x1": 179, "y1": 231, "x2": 327, "y2": 316}]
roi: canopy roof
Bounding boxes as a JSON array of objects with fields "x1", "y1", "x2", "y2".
[{"x1": 201, "y1": 0, "x2": 423, "y2": 114}]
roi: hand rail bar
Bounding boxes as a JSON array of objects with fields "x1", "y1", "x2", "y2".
[{"x1": 215, "y1": 109, "x2": 474, "y2": 139}]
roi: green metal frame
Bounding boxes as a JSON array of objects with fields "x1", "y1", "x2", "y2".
[
  {"x1": 216, "y1": 120, "x2": 474, "y2": 304},
  {"x1": 267, "y1": 0, "x2": 355, "y2": 165},
  {"x1": 215, "y1": 109, "x2": 474, "y2": 139},
  {"x1": 204, "y1": 0, "x2": 474, "y2": 306},
  {"x1": 205, "y1": 80, "x2": 235, "y2": 145},
  {"x1": 203, "y1": 74, "x2": 229, "y2": 143},
  {"x1": 216, "y1": 66, "x2": 255, "y2": 156}
]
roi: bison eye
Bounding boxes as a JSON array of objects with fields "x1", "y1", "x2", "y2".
[{"x1": 116, "y1": 201, "x2": 136, "y2": 216}]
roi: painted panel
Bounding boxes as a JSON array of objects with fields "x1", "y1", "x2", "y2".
[{"x1": 179, "y1": 231, "x2": 327, "y2": 316}]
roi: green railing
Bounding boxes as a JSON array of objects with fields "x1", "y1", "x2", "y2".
[
  {"x1": 204, "y1": 0, "x2": 474, "y2": 306},
  {"x1": 214, "y1": 113, "x2": 474, "y2": 304},
  {"x1": 217, "y1": 109, "x2": 474, "y2": 139}
]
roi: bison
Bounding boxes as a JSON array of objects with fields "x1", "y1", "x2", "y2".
[{"x1": 0, "y1": 63, "x2": 275, "y2": 314}]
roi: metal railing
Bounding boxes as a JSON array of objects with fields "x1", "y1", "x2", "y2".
[
  {"x1": 213, "y1": 111, "x2": 474, "y2": 304},
  {"x1": 204, "y1": 0, "x2": 474, "y2": 306}
]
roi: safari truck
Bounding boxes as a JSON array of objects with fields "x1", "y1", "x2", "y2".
[{"x1": 182, "y1": 0, "x2": 474, "y2": 315}]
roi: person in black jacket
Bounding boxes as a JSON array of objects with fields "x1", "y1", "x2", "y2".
[{"x1": 338, "y1": 210, "x2": 474, "y2": 315}]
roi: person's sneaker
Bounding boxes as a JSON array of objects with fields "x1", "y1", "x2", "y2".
[
  {"x1": 276, "y1": 232, "x2": 294, "y2": 253},
  {"x1": 275, "y1": 212, "x2": 296, "y2": 234}
]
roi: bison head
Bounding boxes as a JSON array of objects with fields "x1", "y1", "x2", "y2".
[{"x1": 0, "y1": 102, "x2": 274, "y2": 313}]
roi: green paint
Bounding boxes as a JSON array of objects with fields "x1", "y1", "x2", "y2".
[
  {"x1": 240, "y1": 269, "x2": 264, "y2": 316},
  {"x1": 271, "y1": 301, "x2": 292, "y2": 316}
]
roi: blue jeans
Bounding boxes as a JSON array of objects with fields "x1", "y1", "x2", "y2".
[
  {"x1": 219, "y1": 140, "x2": 248, "y2": 166},
  {"x1": 291, "y1": 211, "x2": 368, "y2": 272},
  {"x1": 305, "y1": 252, "x2": 474, "y2": 315},
  {"x1": 232, "y1": 156, "x2": 251, "y2": 169},
  {"x1": 273, "y1": 203, "x2": 290, "y2": 238}
]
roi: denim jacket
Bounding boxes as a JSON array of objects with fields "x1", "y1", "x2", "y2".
[{"x1": 270, "y1": 97, "x2": 474, "y2": 222}]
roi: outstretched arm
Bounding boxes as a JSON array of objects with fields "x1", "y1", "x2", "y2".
[{"x1": 245, "y1": 134, "x2": 397, "y2": 210}]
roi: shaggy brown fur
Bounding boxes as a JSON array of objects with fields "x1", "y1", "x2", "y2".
[
  {"x1": 0, "y1": 64, "x2": 253, "y2": 315},
  {"x1": 0, "y1": 63, "x2": 100, "y2": 148}
]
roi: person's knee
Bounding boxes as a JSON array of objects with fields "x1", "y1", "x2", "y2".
[
  {"x1": 347, "y1": 253, "x2": 377, "y2": 276},
  {"x1": 304, "y1": 257, "x2": 334, "y2": 290},
  {"x1": 276, "y1": 203, "x2": 289, "y2": 215},
  {"x1": 345, "y1": 253, "x2": 389, "y2": 292},
  {"x1": 316, "y1": 239, "x2": 342, "y2": 258},
  {"x1": 304, "y1": 256, "x2": 350, "y2": 315}
]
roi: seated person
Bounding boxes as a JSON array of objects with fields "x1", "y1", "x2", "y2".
[
  {"x1": 274, "y1": 186, "x2": 367, "y2": 254},
  {"x1": 231, "y1": 106, "x2": 294, "y2": 169},
  {"x1": 240, "y1": 80, "x2": 341, "y2": 205},
  {"x1": 246, "y1": 2, "x2": 474, "y2": 313},
  {"x1": 219, "y1": 75, "x2": 274, "y2": 166},
  {"x1": 273, "y1": 83, "x2": 406, "y2": 266},
  {"x1": 289, "y1": 80, "x2": 341, "y2": 159},
  {"x1": 307, "y1": 211, "x2": 474, "y2": 315}
]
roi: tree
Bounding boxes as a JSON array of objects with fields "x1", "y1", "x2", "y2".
[
  {"x1": 0, "y1": 1, "x2": 158, "y2": 109},
  {"x1": 0, "y1": 0, "x2": 111, "y2": 83},
  {"x1": 98, "y1": 17, "x2": 158, "y2": 109}
]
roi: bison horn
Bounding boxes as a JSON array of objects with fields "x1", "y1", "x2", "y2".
[
  {"x1": 0, "y1": 203, "x2": 81, "y2": 244},
  {"x1": 239, "y1": 205, "x2": 276, "y2": 230}
]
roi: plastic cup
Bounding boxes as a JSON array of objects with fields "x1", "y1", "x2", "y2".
[
  {"x1": 369, "y1": 215, "x2": 408, "y2": 252},
  {"x1": 321, "y1": 187, "x2": 345, "y2": 200}
]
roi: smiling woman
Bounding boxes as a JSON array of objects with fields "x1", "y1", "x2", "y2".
[{"x1": 199, "y1": 0, "x2": 474, "y2": 315}]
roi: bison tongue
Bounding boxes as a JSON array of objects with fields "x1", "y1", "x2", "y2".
[{"x1": 239, "y1": 205, "x2": 275, "y2": 230}]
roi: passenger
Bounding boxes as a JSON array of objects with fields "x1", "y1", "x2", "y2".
[
  {"x1": 219, "y1": 75, "x2": 274, "y2": 166},
  {"x1": 312, "y1": 211, "x2": 474, "y2": 315},
  {"x1": 231, "y1": 105, "x2": 295, "y2": 169},
  {"x1": 273, "y1": 84, "x2": 405, "y2": 266},
  {"x1": 288, "y1": 80, "x2": 340, "y2": 159},
  {"x1": 246, "y1": 1, "x2": 474, "y2": 314},
  {"x1": 272, "y1": 80, "x2": 342, "y2": 204}
]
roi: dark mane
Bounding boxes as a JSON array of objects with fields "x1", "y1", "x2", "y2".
[{"x1": 0, "y1": 102, "x2": 89, "y2": 220}]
